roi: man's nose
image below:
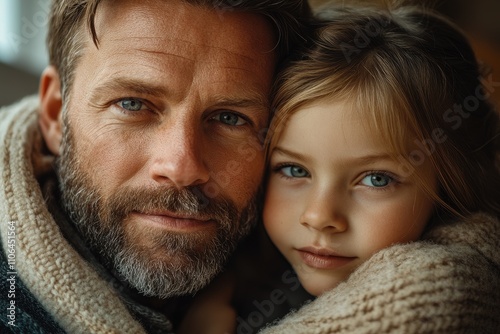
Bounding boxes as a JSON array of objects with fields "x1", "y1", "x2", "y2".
[{"x1": 148, "y1": 118, "x2": 210, "y2": 189}]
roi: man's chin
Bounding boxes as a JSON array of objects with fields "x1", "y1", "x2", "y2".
[{"x1": 112, "y1": 223, "x2": 233, "y2": 298}]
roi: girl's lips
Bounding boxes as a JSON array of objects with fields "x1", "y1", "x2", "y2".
[{"x1": 297, "y1": 247, "x2": 356, "y2": 269}]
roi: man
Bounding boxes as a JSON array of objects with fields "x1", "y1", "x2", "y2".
[{"x1": 0, "y1": 0, "x2": 311, "y2": 332}]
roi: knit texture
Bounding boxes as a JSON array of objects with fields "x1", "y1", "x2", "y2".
[
  {"x1": 0, "y1": 241, "x2": 66, "y2": 334},
  {"x1": 0, "y1": 97, "x2": 150, "y2": 333},
  {"x1": 261, "y1": 214, "x2": 500, "y2": 333}
]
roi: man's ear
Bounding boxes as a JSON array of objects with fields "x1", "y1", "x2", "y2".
[{"x1": 39, "y1": 65, "x2": 63, "y2": 155}]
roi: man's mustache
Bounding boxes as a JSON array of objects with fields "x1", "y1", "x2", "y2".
[{"x1": 105, "y1": 185, "x2": 238, "y2": 228}]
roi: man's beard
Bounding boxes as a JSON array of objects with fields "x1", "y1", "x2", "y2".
[{"x1": 55, "y1": 119, "x2": 258, "y2": 298}]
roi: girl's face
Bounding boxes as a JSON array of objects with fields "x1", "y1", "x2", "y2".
[{"x1": 263, "y1": 100, "x2": 437, "y2": 296}]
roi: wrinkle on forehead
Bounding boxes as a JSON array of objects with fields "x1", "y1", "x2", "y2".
[
  {"x1": 88, "y1": 0, "x2": 278, "y2": 92},
  {"x1": 94, "y1": 0, "x2": 275, "y2": 50},
  {"x1": 96, "y1": 40, "x2": 264, "y2": 84},
  {"x1": 81, "y1": 0, "x2": 276, "y2": 110},
  {"x1": 105, "y1": 36, "x2": 259, "y2": 66}
]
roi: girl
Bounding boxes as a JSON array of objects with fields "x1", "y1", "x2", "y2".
[
  {"x1": 180, "y1": 1, "x2": 500, "y2": 333},
  {"x1": 263, "y1": 0, "x2": 500, "y2": 297}
]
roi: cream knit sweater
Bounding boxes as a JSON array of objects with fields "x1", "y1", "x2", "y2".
[
  {"x1": 1, "y1": 97, "x2": 500, "y2": 333},
  {"x1": 0, "y1": 97, "x2": 149, "y2": 334}
]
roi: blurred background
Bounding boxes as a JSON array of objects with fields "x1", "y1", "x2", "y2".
[
  {"x1": 0, "y1": 0, "x2": 499, "y2": 107},
  {"x1": 0, "y1": 0, "x2": 49, "y2": 106}
]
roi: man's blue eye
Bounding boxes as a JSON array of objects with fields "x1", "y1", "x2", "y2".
[
  {"x1": 360, "y1": 173, "x2": 393, "y2": 187},
  {"x1": 214, "y1": 111, "x2": 247, "y2": 126},
  {"x1": 118, "y1": 98, "x2": 144, "y2": 111},
  {"x1": 281, "y1": 165, "x2": 309, "y2": 178}
]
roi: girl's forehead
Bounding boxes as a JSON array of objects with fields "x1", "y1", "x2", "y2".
[
  {"x1": 284, "y1": 98, "x2": 377, "y2": 132},
  {"x1": 278, "y1": 97, "x2": 414, "y2": 154}
]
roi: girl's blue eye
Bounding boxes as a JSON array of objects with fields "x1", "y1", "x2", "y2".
[
  {"x1": 281, "y1": 165, "x2": 309, "y2": 178},
  {"x1": 360, "y1": 173, "x2": 393, "y2": 188},
  {"x1": 213, "y1": 111, "x2": 247, "y2": 126},
  {"x1": 118, "y1": 98, "x2": 144, "y2": 112}
]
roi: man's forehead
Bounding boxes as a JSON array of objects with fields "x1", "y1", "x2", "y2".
[
  {"x1": 85, "y1": 0, "x2": 278, "y2": 88},
  {"x1": 99, "y1": 36, "x2": 258, "y2": 67},
  {"x1": 93, "y1": 0, "x2": 277, "y2": 56}
]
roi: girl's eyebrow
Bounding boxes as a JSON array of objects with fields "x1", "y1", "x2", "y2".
[
  {"x1": 348, "y1": 154, "x2": 396, "y2": 165},
  {"x1": 272, "y1": 146, "x2": 396, "y2": 165},
  {"x1": 272, "y1": 146, "x2": 308, "y2": 161}
]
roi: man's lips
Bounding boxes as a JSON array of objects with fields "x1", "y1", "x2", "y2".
[
  {"x1": 296, "y1": 247, "x2": 356, "y2": 270},
  {"x1": 130, "y1": 211, "x2": 215, "y2": 231}
]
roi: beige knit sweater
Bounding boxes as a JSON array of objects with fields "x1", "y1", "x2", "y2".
[
  {"x1": 2, "y1": 97, "x2": 500, "y2": 333},
  {"x1": 0, "y1": 97, "x2": 148, "y2": 334}
]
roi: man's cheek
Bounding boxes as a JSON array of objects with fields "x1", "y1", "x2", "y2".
[{"x1": 76, "y1": 139, "x2": 135, "y2": 195}]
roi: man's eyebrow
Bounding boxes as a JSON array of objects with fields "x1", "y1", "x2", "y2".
[
  {"x1": 89, "y1": 78, "x2": 270, "y2": 123},
  {"x1": 90, "y1": 77, "x2": 168, "y2": 101},
  {"x1": 208, "y1": 91, "x2": 271, "y2": 126},
  {"x1": 212, "y1": 94, "x2": 269, "y2": 111}
]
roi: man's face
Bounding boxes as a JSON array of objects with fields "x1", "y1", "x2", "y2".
[{"x1": 55, "y1": 0, "x2": 276, "y2": 298}]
